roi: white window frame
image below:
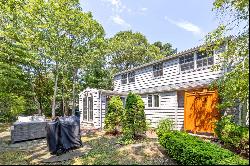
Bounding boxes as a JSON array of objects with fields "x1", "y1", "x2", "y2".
[
  {"x1": 196, "y1": 51, "x2": 214, "y2": 69},
  {"x1": 121, "y1": 73, "x2": 127, "y2": 85},
  {"x1": 128, "y1": 71, "x2": 135, "y2": 83},
  {"x1": 153, "y1": 63, "x2": 163, "y2": 78},
  {"x1": 82, "y1": 93, "x2": 94, "y2": 122},
  {"x1": 147, "y1": 94, "x2": 160, "y2": 108},
  {"x1": 179, "y1": 54, "x2": 195, "y2": 73}
]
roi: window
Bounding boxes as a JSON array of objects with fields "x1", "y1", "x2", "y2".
[
  {"x1": 215, "y1": 43, "x2": 226, "y2": 54},
  {"x1": 148, "y1": 94, "x2": 160, "y2": 107},
  {"x1": 82, "y1": 94, "x2": 93, "y2": 121},
  {"x1": 121, "y1": 73, "x2": 127, "y2": 84},
  {"x1": 196, "y1": 51, "x2": 214, "y2": 68},
  {"x1": 154, "y1": 95, "x2": 159, "y2": 107},
  {"x1": 120, "y1": 97, "x2": 126, "y2": 108},
  {"x1": 177, "y1": 91, "x2": 184, "y2": 108},
  {"x1": 128, "y1": 71, "x2": 135, "y2": 83},
  {"x1": 83, "y1": 97, "x2": 87, "y2": 121},
  {"x1": 153, "y1": 63, "x2": 163, "y2": 77},
  {"x1": 88, "y1": 96, "x2": 93, "y2": 121},
  {"x1": 179, "y1": 54, "x2": 194, "y2": 72},
  {"x1": 148, "y1": 95, "x2": 152, "y2": 107}
]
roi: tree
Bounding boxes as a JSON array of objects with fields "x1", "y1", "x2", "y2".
[
  {"x1": 0, "y1": 0, "x2": 106, "y2": 119},
  {"x1": 153, "y1": 41, "x2": 177, "y2": 56},
  {"x1": 108, "y1": 31, "x2": 164, "y2": 72},
  {"x1": 121, "y1": 92, "x2": 146, "y2": 144},
  {"x1": 205, "y1": 0, "x2": 249, "y2": 122},
  {"x1": 82, "y1": 55, "x2": 113, "y2": 90}
]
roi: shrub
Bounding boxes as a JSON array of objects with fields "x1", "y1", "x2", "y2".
[
  {"x1": 104, "y1": 96, "x2": 123, "y2": 134},
  {"x1": 157, "y1": 130, "x2": 249, "y2": 165},
  {"x1": 215, "y1": 115, "x2": 249, "y2": 153},
  {"x1": 121, "y1": 92, "x2": 146, "y2": 143},
  {"x1": 156, "y1": 118, "x2": 174, "y2": 137}
]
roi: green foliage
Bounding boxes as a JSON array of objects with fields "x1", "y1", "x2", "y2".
[
  {"x1": 104, "y1": 96, "x2": 123, "y2": 134},
  {"x1": 215, "y1": 115, "x2": 249, "y2": 153},
  {"x1": 153, "y1": 41, "x2": 177, "y2": 56},
  {"x1": 156, "y1": 118, "x2": 174, "y2": 138},
  {"x1": 0, "y1": 0, "x2": 106, "y2": 119},
  {"x1": 120, "y1": 92, "x2": 146, "y2": 144},
  {"x1": 108, "y1": 31, "x2": 164, "y2": 72},
  {"x1": 157, "y1": 130, "x2": 249, "y2": 165},
  {"x1": 0, "y1": 93, "x2": 26, "y2": 122},
  {"x1": 83, "y1": 56, "x2": 113, "y2": 90},
  {"x1": 205, "y1": 0, "x2": 249, "y2": 114}
]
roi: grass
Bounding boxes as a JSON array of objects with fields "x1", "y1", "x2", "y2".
[
  {"x1": 0, "y1": 123, "x2": 10, "y2": 133},
  {"x1": 69, "y1": 133, "x2": 175, "y2": 165},
  {"x1": 0, "y1": 124, "x2": 176, "y2": 165}
]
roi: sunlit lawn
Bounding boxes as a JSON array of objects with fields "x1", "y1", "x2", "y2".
[{"x1": 0, "y1": 123, "x2": 176, "y2": 165}]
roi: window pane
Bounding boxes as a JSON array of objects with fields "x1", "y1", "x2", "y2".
[
  {"x1": 180, "y1": 57, "x2": 185, "y2": 64},
  {"x1": 197, "y1": 59, "x2": 202, "y2": 68},
  {"x1": 208, "y1": 56, "x2": 214, "y2": 65},
  {"x1": 148, "y1": 95, "x2": 152, "y2": 107},
  {"x1": 154, "y1": 95, "x2": 159, "y2": 107},
  {"x1": 203, "y1": 58, "x2": 208, "y2": 66},
  {"x1": 88, "y1": 97, "x2": 93, "y2": 121},
  {"x1": 120, "y1": 97, "x2": 126, "y2": 108},
  {"x1": 121, "y1": 73, "x2": 127, "y2": 84},
  {"x1": 197, "y1": 52, "x2": 207, "y2": 60},
  {"x1": 180, "y1": 54, "x2": 194, "y2": 71},
  {"x1": 83, "y1": 97, "x2": 87, "y2": 120},
  {"x1": 189, "y1": 62, "x2": 194, "y2": 70},
  {"x1": 128, "y1": 71, "x2": 135, "y2": 83},
  {"x1": 153, "y1": 63, "x2": 163, "y2": 77}
]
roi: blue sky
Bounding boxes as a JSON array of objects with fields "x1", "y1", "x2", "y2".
[{"x1": 79, "y1": 0, "x2": 220, "y2": 52}]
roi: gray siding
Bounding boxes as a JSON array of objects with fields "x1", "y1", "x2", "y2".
[{"x1": 141, "y1": 91, "x2": 183, "y2": 130}]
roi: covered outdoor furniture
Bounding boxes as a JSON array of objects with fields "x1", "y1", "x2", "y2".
[
  {"x1": 46, "y1": 116, "x2": 83, "y2": 155},
  {"x1": 11, "y1": 115, "x2": 47, "y2": 143}
]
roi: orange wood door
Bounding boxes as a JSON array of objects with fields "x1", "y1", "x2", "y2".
[{"x1": 184, "y1": 89, "x2": 219, "y2": 133}]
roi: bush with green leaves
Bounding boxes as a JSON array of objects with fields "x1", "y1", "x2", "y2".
[
  {"x1": 157, "y1": 130, "x2": 249, "y2": 165},
  {"x1": 156, "y1": 118, "x2": 174, "y2": 137},
  {"x1": 121, "y1": 92, "x2": 146, "y2": 143},
  {"x1": 215, "y1": 115, "x2": 249, "y2": 153},
  {"x1": 0, "y1": 93, "x2": 27, "y2": 122},
  {"x1": 104, "y1": 96, "x2": 123, "y2": 134}
]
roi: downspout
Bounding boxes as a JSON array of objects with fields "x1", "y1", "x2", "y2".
[{"x1": 99, "y1": 91, "x2": 102, "y2": 129}]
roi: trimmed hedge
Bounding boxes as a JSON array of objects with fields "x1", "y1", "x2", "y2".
[
  {"x1": 158, "y1": 131, "x2": 249, "y2": 165},
  {"x1": 104, "y1": 96, "x2": 123, "y2": 134}
]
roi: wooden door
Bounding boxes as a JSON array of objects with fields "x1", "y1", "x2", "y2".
[{"x1": 184, "y1": 89, "x2": 219, "y2": 133}]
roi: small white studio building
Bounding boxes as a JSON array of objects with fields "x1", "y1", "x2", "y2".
[{"x1": 79, "y1": 43, "x2": 248, "y2": 133}]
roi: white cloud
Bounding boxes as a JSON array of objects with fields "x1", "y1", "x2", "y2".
[
  {"x1": 164, "y1": 16, "x2": 204, "y2": 36},
  {"x1": 140, "y1": 7, "x2": 148, "y2": 12},
  {"x1": 102, "y1": 0, "x2": 129, "y2": 13},
  {"x1": 111, "y1": 15, "x2": 131, "y2": 28}
]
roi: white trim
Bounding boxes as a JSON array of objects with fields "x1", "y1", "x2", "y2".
[{"x1": 147, "y1": 93, "x2": 161, "y2": 108}]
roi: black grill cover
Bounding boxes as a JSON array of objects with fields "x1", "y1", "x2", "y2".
[
  {"x1": 46, "y1": 121, "x2": 60, "y2": 154},
  {"x1": 46, "y1": 116, "x2": 83, "y2": 155}
]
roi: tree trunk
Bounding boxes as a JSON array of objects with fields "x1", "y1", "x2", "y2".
[
  {"x1": 72, "y1": 68, "x2": 77, "y2": 116},
  {"x1": 28, "y1": 69, "x2": 42, "y2": 115},
  {"x1": 52, "y1": 63, "x2": 59, "y2": 119},
  {"x1": 62, "y1": 85, "x2": 66, "y2": 116}
]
